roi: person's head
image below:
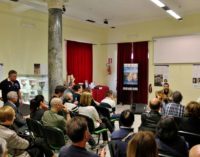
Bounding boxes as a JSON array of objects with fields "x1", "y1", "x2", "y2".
[
  {"x1": 163, "y1": 83, "x2": 169, "y2": 91},
  {"x1": 0, "y1": 106, "x2": 15, "y2": 126},
  {"x1": 156, "y1": 92, "x2": 163, "y2": 101},
  {"x1": 189, "y1": 145, "x2": 200, "y2": 157},
  {"x1": 156, "y1": 117, "x2": 178, "y2": 143},
  {"x1": 63, "y1": 92, "x2": 73, "y2": 103},
  {"x1": 172, "y1": 91, "x2": 183, "y2": 103},
  {"x1": 66, "y1": 117, "x2": 90, "y2": 144},
  {"x1": 80, "y1": 92, "x2": 93, "y2": 106},
  {"x1": 73, "y1": 84, "x2": 82, "y2": 93},
  {"x1": 149, "y1": 98, "x2": 161, "y2": 111},
  {"x1": 127, "y1": 131, "x2": 158, "y2": 157},
  {"x1": 0, "y1": 138, "x2": 8, "y2": 157},
  {"x1": 7, "y1": 91, "x2": 18, "y2": 104},
  {"x1": 119, "y1": 109, "x2": 134, "y2": 127},
  {"x1": 185, "y1": 101, "x2": 200, "y2": 118},
  {"x1": 105, "y1": 90, "x2": 113, "y2": 98},
  {"x1": 8, "y1": 70, "x2": 17, "y2": 82},
  {"x1": 30, "y1": 95, "x2": 46, "y2": 113},
  {"x1": 54, "y1": 85, "x2": 66, "y2": 97},
  {"x1": 50, "y1": 98, "x2": 64, "y2": 112},
  {"x1": 35, "y1": 95, "x2": 47, "y2": 109}
]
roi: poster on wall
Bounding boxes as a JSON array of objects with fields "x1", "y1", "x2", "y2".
[
  {"x1": 123, "y1": 63, "x2": 138, "y2": 91},
  {"x1": 154, "y1": 65, "x2": 169, "y2": 86},
  {"x1": 34, "y1": 64, "x2": 40, "y2": 75},
  {"x1": 34, "y1": 64, "x2": 48, "y2": 75},
  {"x1": 192, "y1": 64, "x2": 200, "y2": 88}
]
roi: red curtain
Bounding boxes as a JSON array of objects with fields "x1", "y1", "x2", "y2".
[
  {"x1": 66, "y1": 40, "x2": 93, "y2": 83},
  {"x1": 117, "y1": 42, "x2": 148, "y2": 104}
]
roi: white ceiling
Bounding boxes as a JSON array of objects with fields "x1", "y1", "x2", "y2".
[{"x1": 1, "y1": 0, "x2": 200, "y2": 26}]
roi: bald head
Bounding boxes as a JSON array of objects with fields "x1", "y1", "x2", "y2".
[
  {"x1": 190, "y1": 145, "x2": 200, "y2": 157},
  {"x1": 149, "y1": 98, "x2": 161, "y2": 110},
  {"x1": 50, "y1": 98, "x2": 63, "y2": 108}
]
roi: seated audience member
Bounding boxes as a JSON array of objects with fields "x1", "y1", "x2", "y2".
[
  {"x1": 79, "y1": 92, "x2": 109, "y2": 142},
  {"x1": 0, "y1": 138, "x2": 8, "y2": 157},
  {"x1": 156, "y1": 82, "x2": 173, "y2": 102},
  {"x1": 127, "y1": 131, "x2": 158, "y2": 157},
  {"x1": 179, "y1": 101, "x2": 200, "y2": 134},
  {"x1": 30, "y1": 95, "x2": 48, "y2": 121},
  {"x1": 4, "y1": 91, "x2": 26, "y2": 129},
  {"x1": 0, "y1": 106, "x2": 42, "y2": 157},
  {"x1": 163, "y1": 91, "x2": 185, "y2": 118},
  {"x1": 72, "y1": 84, "x2": 82, "y2": 103},
  {"x1": 156, "y1": 117, "x2": 188, "y2": 157},
  {"x1": 111, "y1": 110, "x2": 134, "y2": 157},
  {"x1": 139, "y1": 98, "x2": 161, "y2": 133},
  {"x1": 59, "y1": 117, "x2": 105, "y2": 157},
  {"x1": 42, "y1": 98, "x2": 71, "y2": 133},
  {"x1": 112, "y1": 109, "x2": 134, "y2": 139},
  {"x1": 63, "y1": 92, "x2": 74, "y2": 103},
  {"x1": 63, "y1": 92, "x2": 78, "y2": 116},
  {"x1": 49, "y1": 85, "x2": 66, "y2": 108},
  {"x1": 189, "y1": 145, "x2": 200, "y2": 157},
  {"x1": 101, "y1": 90, "x2": 116, "y2": 112}
]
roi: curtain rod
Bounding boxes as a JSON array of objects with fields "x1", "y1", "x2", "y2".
[
  {"x1": 64, "y1": 40, "x2": 152, "y2": 45},
  {"x1": 93, "y1": 40, "x2": 152, "y2": 45}
]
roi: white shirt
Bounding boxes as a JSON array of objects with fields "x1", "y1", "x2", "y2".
[
  {"x1": 101, "y1": 97, "x2": 116, "y2": 108},
  {"x1": 78, "y1": 106, "x2": 100, "y2": 128},
  {"x1": 64, "y1": 102, "x2": 77, "y2": 111}
]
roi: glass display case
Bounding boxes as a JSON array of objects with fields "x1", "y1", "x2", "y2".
[{"x1": 17, "y1": 74, "x2": 48, "y2": 105}]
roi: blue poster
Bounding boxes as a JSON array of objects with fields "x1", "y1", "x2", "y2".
[{"x1": 123, "y1": 64, "x2": 138, "y2": 90}]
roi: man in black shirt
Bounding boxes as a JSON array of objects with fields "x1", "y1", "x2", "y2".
[
  {"x1": 139, "y1": 98, "x2": 162, "y2": 133},
  {"x1": 59, "y1": 117, "x2": 105, "y2": 157},
  {"x1": 0, "y1": 70, "x2": 22, "y2": 105}
]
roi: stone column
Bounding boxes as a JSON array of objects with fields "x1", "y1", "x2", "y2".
[{"x1": 47, "y1": 0, "x2": 64, "y2": 98}]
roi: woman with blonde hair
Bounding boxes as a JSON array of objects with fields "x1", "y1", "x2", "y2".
[
  {"x1": 127, "y1": 131, "x2": 158, "y2": 157},
  {"x1": 0, "y1": 106, "x2": 54, "y2": 157},
  {"x1": 79, "y1": 92, "x2": 108, "y2": 142}
]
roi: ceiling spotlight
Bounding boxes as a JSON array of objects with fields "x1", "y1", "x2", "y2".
[{"x1": 104, "y1": 19, "x2": 108, "y2": 24}]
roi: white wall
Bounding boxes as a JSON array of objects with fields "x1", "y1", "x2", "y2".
[{"x1": 0, "y1": 3, "x2": 108, "y2": 85}]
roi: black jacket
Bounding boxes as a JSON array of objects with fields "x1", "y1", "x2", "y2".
[
  {"x1": 139, "y1": 110, "x2": 161, "y2": 133},
  {"x1": 179, "y1": 117, "x2": 200, "y2": 134}
]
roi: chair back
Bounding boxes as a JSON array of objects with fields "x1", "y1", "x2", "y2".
[
  {"x1": 100, "y1": 102, "x2": 112, "y2": 109},
  {"x1": 26, "y1": 118, "x2": 44, "y2": 138},
  {"x1": 43, "y1": 126, "x2": 65, "y2": 150},
  {"x1": 178, "y1": 130, "x2": 200, "y2": 148},
  {"x1": 76, "y1": 114, "x2": 95, "y2": 133},
  {"x1": 100, "y1": 102, "x2": 116, "y2": 113},
  {"x1": 95, "y1": 106, "x2": 110, "y2": 119},
  {"x1": 108, "y1": 141, "x2": 116, "y2": 157}
]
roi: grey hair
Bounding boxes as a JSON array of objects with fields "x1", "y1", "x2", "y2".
[
  {"x1": 0, "y1": 138, "x2": 7, "y2": 157},
  {"x1": 50, "y1": 98, "x2": 62, "y2": 107},
  {"x1": 7, "y1": 91, "x2": 18, "y2": 100}
]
